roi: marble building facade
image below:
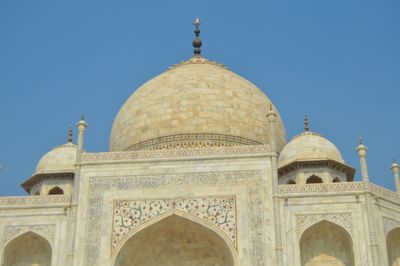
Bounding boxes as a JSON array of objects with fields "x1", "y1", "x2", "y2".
[{"x1": 1, "y1": 20, "x2": 400, "y2": 266}]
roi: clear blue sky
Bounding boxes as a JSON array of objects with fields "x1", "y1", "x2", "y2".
[{"x1": 0, "y1": 0, "x2": 399, "y2": 196}]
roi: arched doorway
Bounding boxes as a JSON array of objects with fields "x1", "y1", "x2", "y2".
[
  {"x1": 114, "y1": 214, "x2": 235, "y2": 266},
  {"x1": 300, "y1": 220, "x2": 354, "y2": 266},
  {"x1": 387, "y1": 227, "x2": 400, "y2": 265},
  {"x1": 2, "y1": 231, "x2": 52, "y2": 266}
]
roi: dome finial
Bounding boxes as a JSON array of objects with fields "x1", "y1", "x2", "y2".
[
  {"x1": 304, "y1": 115, "x2": 310, "y2": 132},
  {"x1": 192, "y1": 18, "x2": 202, "y2": 56},
  {"x1": 68, "y1": 125, "x2": 73, "y2": 143}
]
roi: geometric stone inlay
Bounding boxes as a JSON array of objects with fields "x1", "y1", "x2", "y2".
[
  {"x1": 112, "y1": 196, "x2": 237, "y2": 251},
  {"x1": 296, "y1": 213, "x2": 352, "y2": 237}
]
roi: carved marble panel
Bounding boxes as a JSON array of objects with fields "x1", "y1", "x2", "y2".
[
  {"x1": 112, "y1": 196, "x2": 237, "y2": 251},
  {"x1": 383, "y1": 216, "x2": 400, "y2": 235},
  {"x1": 296, "y1": 213, "x2": 352, "y2": 237},
  {"x1": 2, "y1": 224, "x2": 56, "y2": 246},
  {"x1": 84, "y1": 171, "x2": 266, "y2": 266}
]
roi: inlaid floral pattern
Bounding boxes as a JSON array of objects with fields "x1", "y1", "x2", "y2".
[{"x1": 112, "y1": 196, "x2": 236, "y2": 251}]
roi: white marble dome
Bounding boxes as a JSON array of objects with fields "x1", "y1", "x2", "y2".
[
  {"x1": 109, "y1": 56, "x2": 287, "y2": 151},
  {"x1": 34, "y1": 142, "x2": 77, "y2": 175},
  {"x1": 278, "y1": 131, "x2": 344, "y2": 168}
]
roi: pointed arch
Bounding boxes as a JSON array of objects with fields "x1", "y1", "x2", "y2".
[
  {"x1": 48, "y1": 186, "x2": 64, "y2": 195},
  {"x1": 112, "y1": 209, "x2": 238, "y2": 266},
  {"x1": 300, "y1": 220, "x2": 354, "y2": 266},
  {"x1": 387, "y1": 227, "x2": 400, "y2": 266},
  {"x1": 2, "y1": 231, "x2": 52, "y2": 266},
  {"x1": 306, "y1": 175, "x2": 323, "y2": 184}
]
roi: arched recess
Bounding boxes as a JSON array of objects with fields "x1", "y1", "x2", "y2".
[
  {"x1": 48, "y1": 186, "x2": 64, "y2": 195},
  {"x1": 113, "y1": 210, "x2": 237, "y2": 266},
  {"x1": 300, "y1": 220, "x2": 355, "y2": 266},
  {"x1": 387, "y1": 227, "x2": 400, "y2": 266},
  {"x1": 2, "y1": 231, "x2": 52, "y2": 266},
  {"x1": 306, "y1": 175, "x2": 323, "y2": 184}
]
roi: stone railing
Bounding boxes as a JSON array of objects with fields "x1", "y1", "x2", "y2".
[
  {"x1": 278, "y1": 182, "x2": 400, "y2": 203},
  {"x1": 82, "y1": 145, "x2": 272, "y2": 163},
  {"x1": 0, "y1": 195, "x2": 71, "y2": 208},
  {"x1": 278, "y1": 182, "x2": 366, "y2": 195},
  {"x1": 368, "y1": 183, "x2": 400, "y2": 202}
]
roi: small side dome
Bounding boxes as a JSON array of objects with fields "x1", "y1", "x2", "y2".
[
  {"x1": 278, "y1": 131, "x2": 344, "y2": 168},
  {"x1": 35, "y1": 142, "x2": 77, "y2": 174},
  {"x1": 22, "y1": 128, "x2": 77, "y2": 195}
]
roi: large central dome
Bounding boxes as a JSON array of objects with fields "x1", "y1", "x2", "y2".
[{"x1": 109, "y1": 56, "x2": 286, "y2": 151}]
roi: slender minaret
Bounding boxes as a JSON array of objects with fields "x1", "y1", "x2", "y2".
[
  {"x1": 266, "y1": 103, "x2": 277, "y2": 153},
  {"x1": 356, "y1": 137, "x2": 369, "y2": 182},
  {"x1": 391, "y1": 159, "x2": 400, "y2": 193},
  {"x1": 66, "y1": 115, "x2": 88, "y2": 265},
  {"x1": 77, "y1": 115, "x2": 88, "y2": 154},
  {"x1": 267, "y1": 104, "x2": 283, "y2": 266}
]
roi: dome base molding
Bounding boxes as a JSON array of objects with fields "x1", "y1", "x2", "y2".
[{"x1": 125, "y1": 133, "x2": 262, "y2": 151}]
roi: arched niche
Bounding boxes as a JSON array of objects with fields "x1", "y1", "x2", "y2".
[
  {"x1": 2, "y1": 231, "x2": 52, "y2": 266},
  {"x1": 387, "y1": 227, "x2": 400, "y2": 266},
  {"x1": 48, "y1": 186, "x2": 64, "y2": 195},
  {"x1": 300, "y1": 220, "x2": 354, "y2": 266},
  {"x1": 113, "y1": 213, "x2": 236, "y2": 266},
  {"x1": 306, "y1": 175, "x2": 323, "y2": 184}
]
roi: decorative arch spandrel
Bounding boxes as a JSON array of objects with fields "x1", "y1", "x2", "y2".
[
  {"x1": 112, "y1": 210, "x2": 239, "y2": 266},
  {"x1": 111, "y1": 196, "x2": 237, "y2": 252}
]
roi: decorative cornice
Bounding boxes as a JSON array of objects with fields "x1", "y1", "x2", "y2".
[
  {"x1": 278, "y1": 181, "x2": 400, "y2": 203},
  {"x1": 126, "y1": 133, "x2": 261, "y2": 151},
  {"x1": 82, "y1": 145, "x2": 272, "y2": 163},
  {"x1": 278, "y1": 159, "x2": 355, "y2": 181}
]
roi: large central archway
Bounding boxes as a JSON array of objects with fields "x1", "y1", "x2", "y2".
[{"x1": 114, "y1": 214, "x2": 235, "y2": 266}]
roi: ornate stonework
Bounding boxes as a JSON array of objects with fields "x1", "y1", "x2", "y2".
[
  {"x1": 84, "y1": 171, "x2": 266, "y2": 266},
  {"x1": 2, "y1": 224, "x2": 56, "y2": 246},
  {"x1": 0, "y1": 195, "x2": 71, "y2": 207},
  {"x1": 112, "y1": 196, "x2": 237, "y2": 251},
  {"x1": 279, "y1": 182, "x2": 400, "y2": 204},
  {"x1": 82, "y1": 145, "x2": 271, "y2": 163},
  {"x1": 279, "y1": 182, "x2": 365, "y2": 194},
  {"x1": 126, "y1": 133, "x2": 261, "y2": 151},
  {"x1": 383, "y1": 216, "x2": 400, "y2": 235},
  {"x1": 296, "y1": 213, "x2": 352, "y2": 237}
]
